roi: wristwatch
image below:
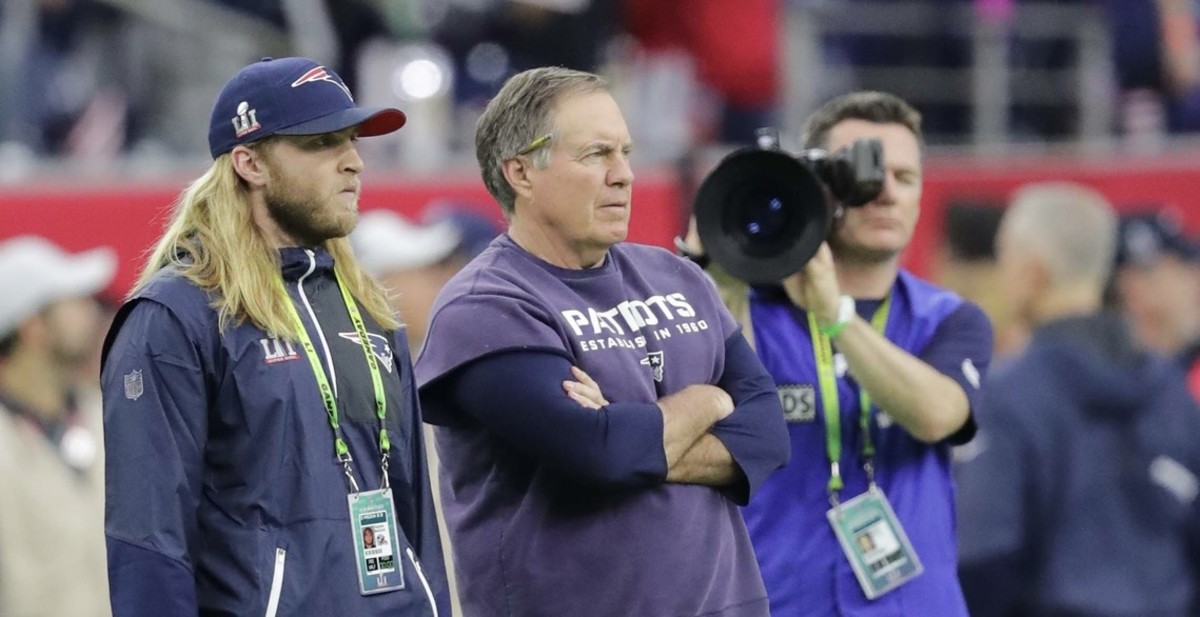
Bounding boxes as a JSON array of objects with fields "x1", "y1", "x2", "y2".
[{"x1": 819, "y1": 295, "x2": 855, "y2": 338}]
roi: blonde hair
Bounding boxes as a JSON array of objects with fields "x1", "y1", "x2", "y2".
[
  {"x1": 135, "y1": 155, "x2": 398, "y2": 338},
  {"x1": 1004, "y1": 182, "x2": 1117, "y2": 287}
]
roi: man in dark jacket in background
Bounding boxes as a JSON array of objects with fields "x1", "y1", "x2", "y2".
[{"x1": 956, "y1": 182, "x2": 1200, "y2": 617}]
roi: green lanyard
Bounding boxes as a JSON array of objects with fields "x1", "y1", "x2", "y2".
[
  {"x1": 805, "y1": 295, "x2": 892, "y2": 496},
  {"x1": 278, "y1": 270, "x2": 390, "y2": 494}
]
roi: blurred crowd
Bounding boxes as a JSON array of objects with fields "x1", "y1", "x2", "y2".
[{"x1": 2, "y1": 0, "x2": 1200, "y2": 169}]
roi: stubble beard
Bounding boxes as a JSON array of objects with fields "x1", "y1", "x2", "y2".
[
  {"x1": 49, "y1": 330, "x2": 94, "y2": 370},
  {"x1": 828, "y1": 228, "x2": 902, "y2": 266},
  {"x1": 265, "y1": 184, "x2": 357, "y2": 247}
]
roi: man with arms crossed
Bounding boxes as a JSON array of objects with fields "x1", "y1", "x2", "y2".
[{"x1": 415, "y1": 67, "x2": 791, "y2": 617}]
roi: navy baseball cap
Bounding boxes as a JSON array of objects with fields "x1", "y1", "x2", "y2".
[
  {"x1": 208, "y1": 57, "x2": 406, "y2": 158},
  {"x1": 1116, "y1": 208, "x2": 1200, "y2": 268}
]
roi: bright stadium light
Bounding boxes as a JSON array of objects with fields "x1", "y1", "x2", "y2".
[{"x1": 390, "y1": 46, "x2": 453, "y2": 101}]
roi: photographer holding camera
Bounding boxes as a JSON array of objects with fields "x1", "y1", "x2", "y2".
[{"x1": 686, "y1": 91, "x2": 993, "y2": 615}]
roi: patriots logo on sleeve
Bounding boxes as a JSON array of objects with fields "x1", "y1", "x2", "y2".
[
  {"x1": 291, "y1": 66, "x2": 353, "y2": 101},
  {"x1": 339, "y1": 332, "x2": 395, "y2": 373}
]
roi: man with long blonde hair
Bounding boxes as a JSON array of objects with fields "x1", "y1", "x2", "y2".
[{"x1": 99, "y1": 57, "x2": 448, "y2": 616}]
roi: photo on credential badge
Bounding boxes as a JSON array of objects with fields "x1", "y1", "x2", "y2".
[
  {"x1": 853, "y1": 519, "x2": 904, "y2": 575},
  {"x1": 828, "y1": 490, "x2": 924, "y2": 599}
]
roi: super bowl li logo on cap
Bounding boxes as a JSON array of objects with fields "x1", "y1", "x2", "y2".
[{"x1": 232, "y1": 101, "x2": 261, "y2": 138}]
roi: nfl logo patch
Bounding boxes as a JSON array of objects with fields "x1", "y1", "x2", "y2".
[{"x1": 124, "y1": 370, "x2": 144, "y2": 401}]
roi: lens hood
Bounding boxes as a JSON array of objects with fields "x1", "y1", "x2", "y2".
[{"x1": 693, "y1": 148, "x2": 832, "y2": 285}]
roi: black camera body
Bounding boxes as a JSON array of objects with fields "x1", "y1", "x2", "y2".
[{"x1": 692, "y1": 131, "x2": 885, "y2": 285}]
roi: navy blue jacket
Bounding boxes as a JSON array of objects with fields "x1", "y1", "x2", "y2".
[
  {"x1": 956, "y1": 313, "x2": 1200, "y2": 617},
  {"x1": 100, "y1": 248, "x2": 448, "y2": 616}
]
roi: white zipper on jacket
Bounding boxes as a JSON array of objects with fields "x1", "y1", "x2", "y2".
[
  {"x1": 406, "y1": 547, "x2": 439, "y2": 617},
  {"x1": 297, "y1": 249, "x2": 339, "y2": 397},
  {"x1": 264, "y1": 547, "x2": 287, "y2": 617}
]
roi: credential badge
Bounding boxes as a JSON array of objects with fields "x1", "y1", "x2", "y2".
[{"x1": 124, "y1": 369, "x2": 144, "y2": 401}]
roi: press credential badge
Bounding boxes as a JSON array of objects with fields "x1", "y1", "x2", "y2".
[
  {"x1": 349, "y1": 489, "x2": 405, "y2": 594},
  {"x1": 827, "y1": 486, "x2": 923, "y2": 599}
]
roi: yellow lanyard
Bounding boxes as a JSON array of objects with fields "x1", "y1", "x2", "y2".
[
  {"x1": 805, "y1": 296, "x2": 892, "y2": 494},
  {"x1": 277, "y1": 270, "x2": 389, "y2": 493}
]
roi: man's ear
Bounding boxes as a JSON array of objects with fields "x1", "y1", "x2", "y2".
[
  {"x1": 1027, "y1": 258, "x2": 1054, "y2": 297},
  {"x1": 230, "y1": 145, "x2": 270, "y2": 188},
  {"x1": 14, "y1": 313, "x2": 46, "y2": 350},
  {"x1": 501, "y1": 157, "x2": 535, "y2": 201}
]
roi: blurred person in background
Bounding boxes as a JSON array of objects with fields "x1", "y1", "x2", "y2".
[
  {"x1": 621, "y1": 0, "x2": 779, "y2": 144},
  {"x1": 352, "y1": 206, "x2": 501, "y2": 354},
  {"x1": 688, "y1": 91, "x2": 992, "y2": 616},
  {"x1": 433, "y1": 0, "x2": 620, "y2": 105},
  {"x1": 0, "y1": 235, "x2": 116, "y2": 617},
  {"x1": 415, "y1": 66, "x2": 790, "y2": 617},
  {"x1": 956, "y1": 182, "x2": 1200, "y2": 617},
  {"x1": 931, "y1": 201, "x2": 1025, "y2": 357},
  {"x1": 100, "y1": 57, "x2": 447, "y2": 616},
  {"x1": 1106, "y1": 0, "x2": 1200, "y2": 137},
  {"x1": 1109, "y1": 208, "x2": 1200, "y2": 400}
]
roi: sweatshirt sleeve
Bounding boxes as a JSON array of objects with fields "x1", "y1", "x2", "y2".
[
  {"x1": 709, "y1": 333, "x2": 791, "y2": 504},
  {"x1": 422, "y1": 350, "x2": 669, "y2": 488},
  {"x1": 101, "y1": 300, "x2": 207, "y2": 617}
]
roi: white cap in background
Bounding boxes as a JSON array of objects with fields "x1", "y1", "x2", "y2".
[
  {"x1": 351, "y1": 210, "x2": 462, "y2": 276},
  {"x1": 0, "y1": 236, "x2": 117, "y2": 337}
]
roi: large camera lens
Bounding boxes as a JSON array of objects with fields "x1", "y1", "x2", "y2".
[
  {"x1": 693, "y1": 148, "x2": 831, "y2": 284},
  {"x1": 728, "y1": 185, "x2": 802, "y2": 258}
]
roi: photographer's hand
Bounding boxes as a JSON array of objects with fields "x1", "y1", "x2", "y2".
[
  {"x1": 779, "y1": 241, "x2": 973, "y2": 443},
  {"x1": 782, "y1": 242, "x2": 842, "y2": 326}
]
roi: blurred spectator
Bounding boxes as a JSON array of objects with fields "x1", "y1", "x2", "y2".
[
  {"x1": 621, "y1": 0, "x2": 779, "y2": 144},
  {"x1": 956, "y1": 182, "x2": 1200, "y2": 617},
  {"x1": 932, "y1": 201, "x2": 1026, "y2": 356},
  {"x1": 1, "y1": 0, "x2": 130, "y2": 156},
  {"x1": 1106, "y1": 0, "x2": 1200, "y2": 137},
  {"x1": 0, "y1": 235, "x2": 116, "y2": 617},
  {"x1": 434, "y1": 0, "x2": 620, "y2": 106},
  {"x1": 1109, "y1": 208, "x2": 1200, "y2": 398},
  {"x1": 822, "y1": 0, "x2": 975, "y2": 142},
  {"x1": 352, "y1": 206, "x2": 501, "y2": 353}
]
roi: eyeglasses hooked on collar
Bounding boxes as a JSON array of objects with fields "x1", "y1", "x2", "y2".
[{"x1": 514, "y1": 133, "x2": 553, "y2": 157}]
